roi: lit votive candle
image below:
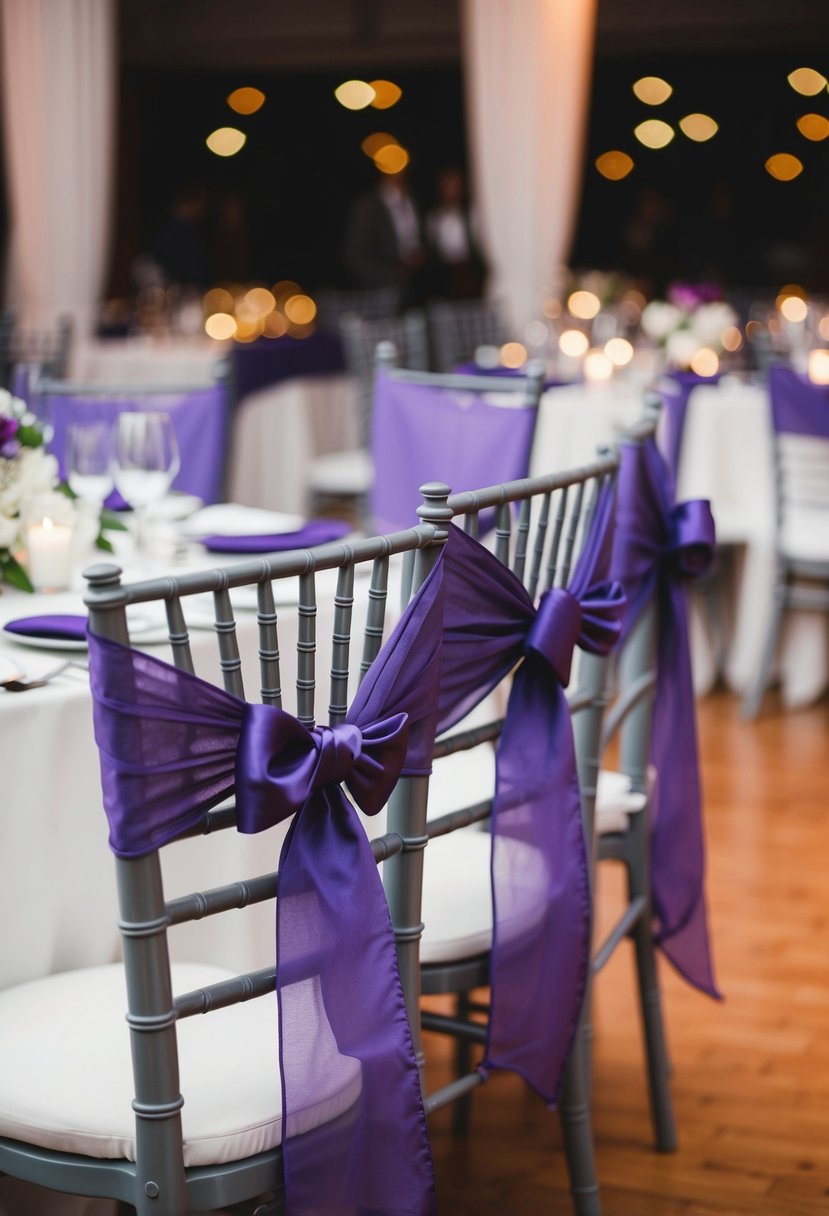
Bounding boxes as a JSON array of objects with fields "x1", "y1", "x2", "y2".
[{"x1": 25, "y1": 514, "x2": 75, "y2": 592}]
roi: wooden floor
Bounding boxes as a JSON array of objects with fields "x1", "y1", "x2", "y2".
[{"x1": 423, "y1": 689, "x2": 829, "y2": 1215}]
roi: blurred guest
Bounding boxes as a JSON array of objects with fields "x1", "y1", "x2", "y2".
[
  {"x1": 424, "y1": 165, "x2": 488, "y2": 301},
  {"x1": 342, "y1": 168, "x2": 425, "y2": 308},
  {"x1": 152, "y1": 184, "x2": 211, "y2": 290}
]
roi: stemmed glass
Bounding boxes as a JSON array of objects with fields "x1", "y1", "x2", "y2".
[
  {"x1": 110, "y1": 411, "x2": 180, "y2": 560},
  {"x1": 66, "y1": 422, "x2": 114, "y2": 509}
]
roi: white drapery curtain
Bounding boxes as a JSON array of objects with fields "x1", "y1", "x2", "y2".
[
  {"x1": 0, "y1": 0, "x2": 115, "y2": 338},
  {"x1": 462, "y1": 0, "x2": 597, "y2": 333}
]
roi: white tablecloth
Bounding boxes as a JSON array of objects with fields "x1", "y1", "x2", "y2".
[
  {"x1": 528, "y1": 377, "x2": 829, "y2": 707},
  {"x1": 71, "y1": 336, "x2": 227, "y2": 386}
]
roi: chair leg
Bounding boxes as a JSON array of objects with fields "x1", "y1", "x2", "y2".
[
  {"x1": 741, "y1": 578, "x2": 786, "y2": 719},
  {"x1": 559, "y1": 1030, "x2": 602, "y2": 1216},
  {"x1": 626, "y1": 827, "x2": 677, "y2": 1153},
  {"x1": 450, "y1": 991, "x2": 474, "y2": 1137}
]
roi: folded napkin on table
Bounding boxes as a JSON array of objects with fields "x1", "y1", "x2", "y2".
[
  {"x1": 3, "y1": 615, "x2": 88, "y2": 641},
  {"x1": 200, "y1": 518, "x2": 352, "y2": 553}
]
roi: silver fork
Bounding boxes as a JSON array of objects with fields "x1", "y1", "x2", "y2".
[{"x1": 0, "y1": 659, "x2": 89, "y2": 691}]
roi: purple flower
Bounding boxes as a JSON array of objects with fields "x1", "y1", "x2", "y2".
[
  {"x1": 1, "y1": 438, "x2": 21, "y2": 459},
  {"x1": 667, "y1": 281, "x2": 722, "y2": 311},
  {"x1": 0, "y1": 415, "x2": 19, "y2": 451}
]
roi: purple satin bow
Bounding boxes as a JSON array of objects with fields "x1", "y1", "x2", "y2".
[
  {"x1": 434, "y1": 485, "x2": 624, "y2": 1104},
  {"x1": 611, "y1": 436, "x2": 721, "y2": 1000},
  {"x1": 88, "y1": 555, "x2": 445, "y2": 1215}
]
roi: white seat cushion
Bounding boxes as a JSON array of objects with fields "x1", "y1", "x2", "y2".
[
  {"x1": 307, "y1": 448, "x2": 373, "y2": 496},
  {"x1": 779, "y1": 506, "x2": 829, "y2": 565},
  {"x1": 594, "y1": 768, "x2": 648, "y2": 836},
  {"x1": 0, "y1": 962, "x2": 361, "y2": 1166},
  {"x1": 420, "y1": 829, "x2": 547, "y2": 964}
]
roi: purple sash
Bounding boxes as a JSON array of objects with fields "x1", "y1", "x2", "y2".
[
  {"x1": 611, "y1": 436, "x2": 721, "y2": 999},
  {"x1": 371, "y1": 371, "x2": 538, "y2": 534},
  {"x1": 88, "y1": 558, "x2": 446, "y2": 1215},
  {"x1": 434, "y1": 488, "x2": 625, "y2": 1103},
  {"x1": 769, "y1": 365, "x2": 829, "y2": 437},
  {"x1": 659, "y1": 370, "x2": 720, "y2": 488}
]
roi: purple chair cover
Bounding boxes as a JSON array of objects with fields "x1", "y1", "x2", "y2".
[
  {"x1": 87, "y1": 557, "x2": 447, "y2": 1216},
  {"x1": 454, "y1": 362, "x2": 565, "y2": 391},
  {"x1": 38, "y1": 385, "x2": 230, "y2": 506},
  {"x1": 433, "y1": 490, "x2": 625, "y2": 1104},
  {"x1": 611, "y1": 435, "x2": 721, "y2": 1000},
  {"x1": 768, "y1": 365, "x2": 829, "y2": 437},
  {"x1": 371, "y1": 371, "x2": 538, "y2": 535},
  {"x1": 200, "y1": 519, "x2": 352, "y2": 554},
  {"x1": 231, "y1": 331, "x2": 345, "y2": 404},
  {"x1": 659, "y1": 370, "x2": 720, "y2": 488}
]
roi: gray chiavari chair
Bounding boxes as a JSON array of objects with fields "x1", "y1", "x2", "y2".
[
  {"x1": 406, "y1": 451, "x2": 621, "y2": 1216},
  {"x1": 0, "y1": 522, "x2": 444, "y2": 1216},
  {"x1": 426, "y1": 297, "x2": 509, "y2": 372}
]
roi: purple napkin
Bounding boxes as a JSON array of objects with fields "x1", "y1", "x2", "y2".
[
  {"x1": 200, "y1": 518, "x2": 352, "y2": 554},
  {"x1": 4, "y1": 614, "x2": 88, "y2": 641}
]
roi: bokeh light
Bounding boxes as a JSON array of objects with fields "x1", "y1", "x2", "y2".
[
  {"x1": 206, "y1": 127, "x2": 246, "y2": 157},
  {"x1": 787, "y1": 67, "x2": 827, "y2": 96},
  {"x1": 245, "y1": 287, "x2": 276, "y2": 316},
  {"x1": 205, "y1": 313, "x2": 237, "y2": 340},
  {"x1": 374, "y1": 143, "x2": 410, "y2": 174},
  {"x1": 808, "y1": 349, "x2": 829, "y2": 384},
  {"x1": 284, "y1": 294, "x2": 317, "y2": 325},
  {"x1": 264, "y1": 311, "x2": 288, "y2": 339},
  {"x1": 500, "y1": 342, "x2": 527, "y2": 369},
  {"x1": 690, "y1": 348, "x2": 719, "y2": 377},
  {"x1": 796, "y1": 113, "x2": 829, "y2": 141},
  {"x1": 568, "y1": 290, "x2": 601, "y2": 320},
  {"x1": 203, "y1": 287, "x2": 234, "y2": 315},
  {"x1": 595, "y1": 150, "x2": 634, "y2": 180},
  {"x1": 604, "y1": 337, "x2": 634, "y2": 366},
  {"x1": 819, "y1": 316, "x2": 829, "y2": 342},
  {"x1": 524, "y1": 320, "x2": 549, "y2": 347},
  {"x1": 583, "y1": 349, "x2": 614, "y2": 381},
  {"x1": 779, "y1": 295, "x2": 808, "y2": 322},
  {"x1": 369, "y1": 80, "x2": 402, "y2": 109},
  {"x1": 272, "y1": 280, "x2": 301, "y2": 303},
  {"x1": 334, "y1": 80, "x2": 375, "y2": 110},
  {"x1": 632, "y1": 76, "x2": 673, "y2": 105},
  {"x1": 721, "y1": 326, "x2": 743, "y2": 352},
  {"x1": 227, "y1": 87, "x2": 265, "y2": 115},
  {"x1": 634, "y1": 119, "x2": 675, "y2": 149},
  {"x1": 765, "y1": 153, "x2": 804, "y2": 181},
  {"x1": 679, "y1": 113, "x2": 719, "y2": 142},
  {"x1": 361, "y1": 132, "x2": 397, "y2": 157},
  {"x1": 559, "y1": 329, "x2": 590, "y2": 358}
]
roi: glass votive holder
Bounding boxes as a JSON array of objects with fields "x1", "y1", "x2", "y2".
[{"x1": 22, "y1": 492, "x2": 76, "y2": 592}]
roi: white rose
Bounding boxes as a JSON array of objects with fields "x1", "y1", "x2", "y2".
[
  {"x1": 688, "y1": 302, "x2": 739, "y2": 348},
  {"x1": 640, "y1": 300, "x2": 683, "y2": 342},
  {"x1": 665, "y1": 328, "x2": 701, "y2": 369},
  {"x1": 0, "y1": 513, "x2": 19, "y2": 548},
  {"x1": 0, "y1": 389, "x2": 12, "y2": 418},
  {"x1": 0, "y1": 447, "x2": 58, "y2": 517}
]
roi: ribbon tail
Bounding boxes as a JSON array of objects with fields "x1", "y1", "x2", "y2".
[
  {"x1": 277, "y1": 786, "x2": 436, "y2": 1215},
  {"x1": 650, "y1": 582, "x2": 722, "y2": 1000},
  {"x1": 482, "y1": 660, "x2": 592, "y2": 1104}
]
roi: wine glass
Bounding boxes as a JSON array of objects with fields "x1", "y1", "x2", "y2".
[
  {"x1": 110, "y1": 411, "x2": 180, "y2": 559},
  {"x1": 66, "y1": 422, "x2": 114, "y2": 509}
]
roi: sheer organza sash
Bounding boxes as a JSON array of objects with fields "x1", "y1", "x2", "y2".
[
  {"x1": 434, "y1": 488, "x2": 624, "y2": 1104},
  {"x1": 611, "y1": 436, "x2": 721, "y2": 1000},
  {"x1": 88, "y1": 554, "x2": 446, "y2": 1216}
]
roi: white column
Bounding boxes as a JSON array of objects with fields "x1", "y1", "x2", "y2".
[
  {"x1": 0, "y1": 0, "x2": 116, "y2": 337},
  {"x1": 462, "y1": 0, "x2": 597, "y2": 333}
]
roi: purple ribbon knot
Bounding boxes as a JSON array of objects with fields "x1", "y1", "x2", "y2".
[
  {"x1": 526, "y1": 588, "x2": 583, "y2": 686},
  {"x1": 666, "y1": 499, "x2": 716, "y2": 581},
  {"x1": 236, "y1": 704, "x2": 409, "y2": 833}
]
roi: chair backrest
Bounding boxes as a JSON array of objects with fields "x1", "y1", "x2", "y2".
[
  {"x1": 315, "y1": 285, "x2": 402, "y2": 332},
  {"x1": 82, "y1": 518, "x2": 444, "y2": 1213},
  {"x1": 2, "y1": 313, "x2": 73, "y2": 396},
  {"x1": 338, "y1": 310, "x2": 429, "y2": 444},
  {"x1": 768, "y1": 365, "x2": 829, "y2": 541},
  {"x1": 31, "y1": 366, "x2": 232, "y2": 504},
  {"x1": 370, "y1": 345, "x2": 546, "y2": 534},
  {"x1": 426, "y1": 297, "x2": 509, "y2": 371}
]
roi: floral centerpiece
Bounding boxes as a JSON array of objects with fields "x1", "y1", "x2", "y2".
[
  {"x1": 639, "y1": 282, "x2": 739, "y2": 373},
  {"x1": 0, "y1": 389, "x2": 122, "y2": 592}
]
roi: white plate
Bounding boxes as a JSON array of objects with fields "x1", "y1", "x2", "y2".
[
  {"x1": 145, "y1": 492, "x2": 204, "y2": 522},
  {"x1": 179, "y1": 504, "x2": 304, "y2": 540}
]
